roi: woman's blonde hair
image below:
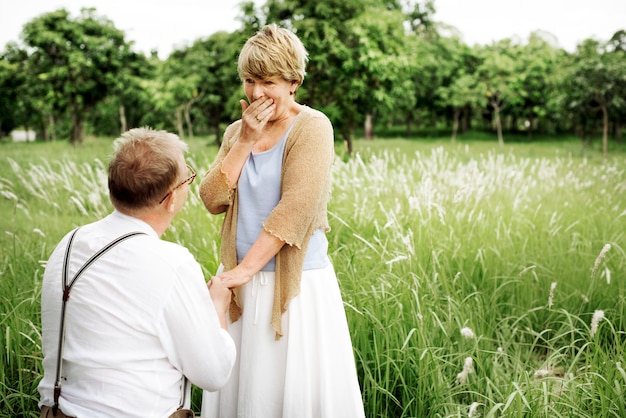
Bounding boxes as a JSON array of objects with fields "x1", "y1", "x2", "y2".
[{"x1": 238, "y1": 24, "x2": 308, "y2": 85}]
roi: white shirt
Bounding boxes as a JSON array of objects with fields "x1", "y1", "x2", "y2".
[{"x1": 38, "y1": 211, "x2": 236, "y2": 417}]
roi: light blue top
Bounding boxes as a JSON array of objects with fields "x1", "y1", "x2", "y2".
[{"x1": 236, "y1": 118, "x2": 329, "y2": 272}]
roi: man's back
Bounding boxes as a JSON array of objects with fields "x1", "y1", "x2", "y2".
[{"x1": 38, "y1": 210, "x2": 235, "y2": 417}]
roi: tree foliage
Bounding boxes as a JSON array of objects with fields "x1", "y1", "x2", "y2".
[
  {"x1": 563, "y1": 39, "x2": 626, "y2": 157},
  {"x1": 0, "y1": 1, "x2": 624, "y2": 153},
  {"x1": 0, "y1": 44, "x2": 26, "y2": 135},
  {"x1": 20, "y1": 8, "x2": 146, "y2": 144}
]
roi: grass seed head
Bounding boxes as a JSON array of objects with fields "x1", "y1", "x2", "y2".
[
  {"x1": 456, "y1": 357, "x2": 473, "y2": 384},
  {"x1": 468, "y1": 402, "x2": 480, "y2": 418},
  {"x1": 460, "y1": 327, "x2": 475, "y2": 339},
  {"x1": 548, "y1": 282, "x2": 557, "y2": 308},
  {"x1": 591, "y1": 244, "x2": 612, "y2": 277},
  {"x1": 590, "y1": 310, "x2": 605, "y2": 338}
]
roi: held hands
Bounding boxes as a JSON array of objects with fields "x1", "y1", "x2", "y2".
[{"x1": 214, "y1": 265, "x2": 253, "y2": 289}]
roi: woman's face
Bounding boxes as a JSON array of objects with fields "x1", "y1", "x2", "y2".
[{"x1": 243, "y1": 76, "x2": 297, "y2": 121}]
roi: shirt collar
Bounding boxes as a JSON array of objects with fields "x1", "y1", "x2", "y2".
[{"x1": 110, "y1": 210, "x2": 159, "y2": 238}]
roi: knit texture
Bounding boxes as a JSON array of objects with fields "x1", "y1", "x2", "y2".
[{"x1": 199, "y1": 106, "x2": 334, "y2": 338}]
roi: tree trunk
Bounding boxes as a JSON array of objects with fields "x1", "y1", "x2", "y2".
[
  {"x1": 451, "y1": 108, "x2": 460, "y2": 143},
  {"x1": 342, "y1": 119, "x2": 354, "y2": 156},
  {"x1": 342, "y1": 130, "x2": 353, "y2": 156},
  {"x1": 119, "y1": 105, "x2": 127, "y2": 133},
  {"x1": 405, "y1": 111, "x2": 412, "y2": 137},
  {"x1": 49, "y1": 114, "x2": 56, "y2": 142},
  {"x1": 176, "y1": 107, "x2": 185, "y2": 140},
  {"x1": 461, "y1": 106, "x2": 471, "y2": 133},
  {"x1": 527, "y1": 113, "x2": 534, "y2": 140},
  {"x1": 70, "y1": 109, "x2": 84, "y2": 146},
  {"x1": 214, "y1": 122, "x2": 222, "y2": 147},
  {"x1": 42, "y1": 114, "x2": 49, "y2": 142},
  {"x1": 184, "y1": 101, "x2": 194, "y2": 141},
  {"x1": 601, "y1": 102, "x2": 608, "y2": 160},
  {"x1": 364, "y1": 113, "x2": 373, "y2": 140},
  {"x1": 492, "y1": 102, "x2": 504, "y2": 147}
]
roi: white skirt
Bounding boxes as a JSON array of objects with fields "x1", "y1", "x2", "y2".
[{"x1": 201, "y1": 263, "x2": 365, "y2": 418}]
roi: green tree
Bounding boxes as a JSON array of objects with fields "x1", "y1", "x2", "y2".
[
  {"x1": 565, "y1": 38, "x2": 626, "y2": 158},
  {"x1": 428, "y1": 35, "x2": 483, "y2": 141},
  {"x1": 437, "y1": 72, "x2": 483, "y2": 142},
  {"x1": 89, "y1": 49, "x2": 154, "y2": 137},
  {"x1": 1, "y1": 42, "x2": 62, "y2": 140},
  {"x1": 0, "y1": 44, "x2": 26, "y2": 137},
  {"x1": 476, "y1": 40, "x2": 523, "y2": 146},
  {"x1": 22, "y1": 8, "x2": 145, "y2": 145},
  {"x1": 4, "y1": 41, "x2": 66, "y2": 141},
  {"x1": 110, "y1": 52, "x2": 153, "y2": 134},
  {"x1": 515, "y1": 32, "x2": 564, "y2": 138},
  {"x1": 259, "y1": 0, "x2": 433, "y2": 153},
  {"x1": 606, "y1": 30, "x2": 626, "y2": 143},
  {"x1": 261, "y1": 0, "x2": 365, "y2": 152},
  {"x1": 342, "y1": 7, "x2": 411, "y2": 142},
  {"x1": 168, "y1": 30, "x2": 245, "y2": 145}
]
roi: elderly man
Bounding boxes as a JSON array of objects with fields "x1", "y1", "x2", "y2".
[{"x1": 38, "y1": 127, "x2": 235, "y2": 418}]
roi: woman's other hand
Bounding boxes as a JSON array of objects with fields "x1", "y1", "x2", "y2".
[
  {"x1": 239, "y1": 97, "x2": 275, "y2": 140},
  {"x1": 215, "y1": 265, "x2": 254, "y2": 289}
]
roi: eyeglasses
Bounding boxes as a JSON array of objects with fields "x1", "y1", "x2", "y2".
[{"x1": 159, "y1": 164, "x2": 196, "y2": 204}]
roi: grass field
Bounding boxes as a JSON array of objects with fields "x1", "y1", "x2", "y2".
[{"x1": 1, "y1": 135, "x2": 625, "y2": 417}]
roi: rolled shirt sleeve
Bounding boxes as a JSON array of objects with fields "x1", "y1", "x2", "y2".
[{"x1": 158, "y1": 258, "x2": 236, "y2": 391}]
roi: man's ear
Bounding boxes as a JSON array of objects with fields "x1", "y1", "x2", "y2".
[
  {"x1": 162, "y1": 192, "x2": 176, "y2": 213},
  {"x1": 168, "y1": 199, "x2": 176, "y2": 213}
]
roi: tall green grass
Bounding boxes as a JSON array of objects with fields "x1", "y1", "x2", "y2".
[{"x1": 1, "y1": 137, "x2": 625, "y2": 417}]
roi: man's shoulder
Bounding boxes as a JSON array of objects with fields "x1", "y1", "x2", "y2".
[{"x1": 142, "y1": 238, "x2": 195, "y2": 262}]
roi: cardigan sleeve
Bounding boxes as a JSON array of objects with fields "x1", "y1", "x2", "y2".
[
  {"x1": 263, "y1": 110, "x2": 334, "y2": 248},
  {"x1": 199, "y1": 121, "x2": 242, "y2": 215}
]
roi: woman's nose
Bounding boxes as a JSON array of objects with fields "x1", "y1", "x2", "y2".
[{"x1": 251, "y1": 84, "x2": 266, "y2": 101}]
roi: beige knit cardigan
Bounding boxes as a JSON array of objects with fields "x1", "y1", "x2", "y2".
[{"x1": 199, "y1": 106, "x2": 335, "y2": 339}]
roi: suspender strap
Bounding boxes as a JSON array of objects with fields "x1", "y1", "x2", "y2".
[{"x1": 52, "y1": 228, "x2": 146, "y2": 415}]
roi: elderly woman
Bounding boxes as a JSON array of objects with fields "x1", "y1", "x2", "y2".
[{"x1": 199, "y1": 24, "x2": 365, "y2": 418}]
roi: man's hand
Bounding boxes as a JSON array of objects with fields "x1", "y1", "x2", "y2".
[{"x1": 208, "y1": 277, "x2": 232, "y2": 329}]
